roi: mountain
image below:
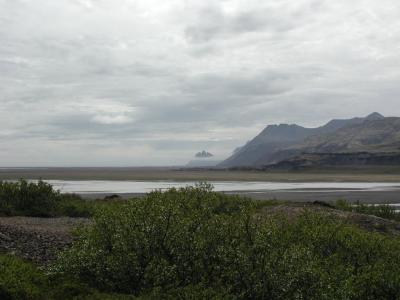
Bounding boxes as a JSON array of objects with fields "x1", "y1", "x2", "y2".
[
  {"x1": 219, "y1": 113, "x2": 385, "y2": 168},
  {"x1": 219, "y1": 124, "x2": 313, "y2": 167},
  {"x1": 285, "y1": 116, "x2": 400, "y2": 154},
  {"x1": 266, "y1": 152, "x2": 400, "y2": 170},
  {"x1": 318, "y1": 112, "x2": 384, "y2": 134}
]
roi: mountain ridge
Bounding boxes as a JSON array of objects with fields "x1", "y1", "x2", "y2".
[{"x1": 219, "y1": 112, "x2": 390, "y2": 168}]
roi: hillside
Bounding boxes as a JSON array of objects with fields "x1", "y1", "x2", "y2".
[
  {"x1": 262, "y1": 117, "x2": 400, "y2": 169},
  {"x1": 219, "y1": 113, "x2": 385, "y2": 168},
  {"x1": 267, "y1": 152, "x2": 400, "y2": 170},
  {"x1": 219, "y1": 124, "x2": 314, "y2": 167},
  {"x1": 289, "y1": 117, "x2": 400, "y2": 154}
]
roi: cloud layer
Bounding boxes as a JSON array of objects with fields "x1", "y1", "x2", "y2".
[{"x1": 1, "y1": 0, "x2": 400, "y2": 166}]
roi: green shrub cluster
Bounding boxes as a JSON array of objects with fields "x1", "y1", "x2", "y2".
[
  {"x1": 55, "y1": 185, "x2": 400, "y2": 299},
  {"x1": 0, "y1": 180, "x2": 60, "y2": 217},
  {"x1": 0, "y1": 179, "x2": 92, "y2": 217},
  {"x1": 0, "y1": 254, "x2": 136, "y2": 300},
  {"x1": 0, "y1": 254, "x2": 46, "y2": 299}
]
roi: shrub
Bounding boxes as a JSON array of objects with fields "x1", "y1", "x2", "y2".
[
  {"x1": 56, "y1": 193, "x2": 94, "y2": 218},
  {"x1": 0, "y1": 180, "x2": 95, "y2": 217},
  {"x1": 0, "y1": 254, "x2": 133, "y2": 300},
  {"x1": 0, "y1": 180, "x2": 60, "y2": 217},
  {"x1": 55, "y1": 185, "x2": 253, "y2": 294},
  {"x1": 0, "y1": 254, "x2": 46, "y2": 300},
  {"x1": 55, "y1": 186, "x2": 400, "y2": 299}
]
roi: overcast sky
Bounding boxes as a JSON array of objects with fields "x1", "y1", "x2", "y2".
[{"x1": 1, "y1": 0, "x2": 400, "y2": 166}]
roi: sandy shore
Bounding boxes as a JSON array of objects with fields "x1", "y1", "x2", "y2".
[{"x1": 1, "y1": 167, "x2": 400, "y2": 182}]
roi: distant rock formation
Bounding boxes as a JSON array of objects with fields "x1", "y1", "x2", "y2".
[{"x1": 195, "y1": 151, "x2": 214, "y2": 158}]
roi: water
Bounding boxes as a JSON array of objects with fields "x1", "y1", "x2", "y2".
[{"x1": 42, "y1": 180, "x2": 400, "y2": 194}]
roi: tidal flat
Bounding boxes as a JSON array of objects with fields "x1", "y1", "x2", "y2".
[
  {"x1": 1, "y1": 166, "x2": 400, "y2": 182},
  {"x1": 2, "y1": 167, "x2": 400, "y2": 203}
]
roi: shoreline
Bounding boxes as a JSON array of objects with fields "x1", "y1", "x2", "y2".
[{"x1": 1, "y1": 167, "x2": 400, "y2": 182}]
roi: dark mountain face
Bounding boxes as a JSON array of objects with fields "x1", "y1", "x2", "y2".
[
  {"x1": 219, "y1": 113, "x2": 383, "y2": 167},
  {"x1": 318, "y1": 112, "x2": 384, "y2": 134},
  {"x1": 219, "y1": 113, "x2": 390, "y2": 168},
  {"x1": 365, "y1": 112, "x2": 385, "y2": 121},
  {"x1": 290, "y1": 117, "x2": 400, "y2": 154},
  {"x1": 267, "y1": 152, "x2": 400, "y2": 170},
  {"x1": 218, "y1": 124, "x2": 312, "y2": 167}
]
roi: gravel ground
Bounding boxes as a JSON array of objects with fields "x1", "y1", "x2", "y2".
[{"x1": 0, "y1": 217, "x2": 90, "y2": 265}]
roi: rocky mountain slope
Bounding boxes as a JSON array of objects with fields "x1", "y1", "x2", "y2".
[
  {"x1": 219, "y1": 113, "x2": 385, "y2": 168},
  {"x1": 288, "y1": 117, "x2": 400, "y2": 154},
  {"x1": 267, "y1": 152, "x2": 400, "y2": 170},
  {"x1": 263, "y1": 117, "x2": 400, "y2": 169}
]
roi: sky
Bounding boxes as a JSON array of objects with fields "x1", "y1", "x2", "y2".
[{"x1": 1, "y1": 0, "x2": 400, "y2": 166}]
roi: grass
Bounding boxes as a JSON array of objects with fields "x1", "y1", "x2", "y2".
[{"x1": 335, "y1": 199, "x2": 400, "y2": 222}]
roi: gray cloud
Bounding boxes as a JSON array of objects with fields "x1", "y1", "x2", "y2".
[
  {"x1": 184, "y1": 5, "x2": 298, "y2": 43},
  {"x1": 1, "y1": 0, "x2": 400, "y2": 166}
]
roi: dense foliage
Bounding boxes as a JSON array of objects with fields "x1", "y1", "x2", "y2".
[
  {"x1": 0, "y1": 254, "x2": 137, "y2": 300},
  {"x1": 0, "y1": 179, "x2": 93, "y2": 217},
  {"x1": 53, "y1": 185, "x2": 400, "y2": 299},
  {"x1": 0, "y1": 254, "x2": 46, "y2": 299}
]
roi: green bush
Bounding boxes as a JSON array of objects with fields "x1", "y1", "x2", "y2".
[
  {"x1": 56, "y1": 193, "x2": 94, "y2": 218},
  {"x1": 0, "y1": 254, "x2": 134, "y2": 300},
  {"x1": 55, "y1": 185, "x2": 400, "y2": 299},
  {"x1": 0, "y1": 180, "x2": 60, "y2": 217},
  {"x1": 0, "y1": 179, "x2": 94, "y2": 217}
]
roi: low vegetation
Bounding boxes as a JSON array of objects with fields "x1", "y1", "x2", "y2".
[
  {"x1": 336, "y1": 199, "x2": 400, "y2": 222},
  {"x1": 0, "y1": 254, "x2": 46, "y2": 299},
  {"x1": 2, "y1": 184, "x2": 400, "y2": 299},
  {"x1": 0, "y1": 179, "x2": 96, "y2": 217},
  {"x1": 53, "y1": 185, "x2": 400, "y2": 299},
  {"x1": 0, "y1": 254, "x2": 135, "y2": 300}
]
